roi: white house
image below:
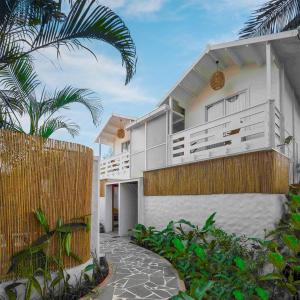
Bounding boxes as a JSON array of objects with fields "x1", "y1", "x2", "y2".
[{"x1": 95, "y1": 30, "x2": 300, "y2": 238}]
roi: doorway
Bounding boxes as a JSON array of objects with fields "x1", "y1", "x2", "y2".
[{"x1": 104, "y1": 180, "x2": 140, "y2": 236}]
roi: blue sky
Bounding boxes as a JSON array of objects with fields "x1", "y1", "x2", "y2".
[{"x1": 33, "y1": 0, "x2": 265, "y2": 155}]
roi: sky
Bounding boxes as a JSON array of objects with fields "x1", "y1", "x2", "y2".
[{"x1": 33, "y1": 0, "x2": 266, "y2": 155}]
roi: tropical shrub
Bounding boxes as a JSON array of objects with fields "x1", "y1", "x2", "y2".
[
  {"x1": 258, "y1": 188, "x2": 300, "y2": 298},
  {"x1": 131, "y1": 214, "x2": 268, "y2": 300},
  {"x1": 4, "y1": 208, "x2": 107, "y2": 300}
]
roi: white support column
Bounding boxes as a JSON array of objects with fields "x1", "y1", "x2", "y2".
[
  {"x1": 144, "y1": 121, "x2": 147, "y2": 170},
  {"x1": 266, "y1": 42, "x2": 272, "y2": 101},
  {"x1": 165, "y1": 110, "x2": 169, "y2": 167},
  {"x1": 168, "y1": 97, "x2": 173, "y2": 135},
  {"x1": 279, "y1": 66, "x2": 286, "y2": 153},
  {"x1": 267, "y1": 99, "x2": 276, "y2": 149}
]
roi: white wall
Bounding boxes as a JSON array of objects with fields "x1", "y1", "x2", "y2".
[
  {"x1": 119, "y1": 182, "x2": 138, "y2": 236},
  {"x1": 113, "y1": 129, "x2": 131, "y2": 155},
  {"x1": 185, "y1": 64, "x2": 268, "y2": 128},
  {"x1": 130, "y1": 112, "x2": 168, "y2": 177},
  {"x1": 130, "y1": 124, "x2": 145, "y2": 178},
  {"x1": 143, "y1": 194, "x2": 285, "y2": 238},
  {"x1": 99, "y1": 197, "x2": 105, "y2": 223}
]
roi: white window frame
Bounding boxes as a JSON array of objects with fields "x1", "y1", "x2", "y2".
[
  {"x1": 121, "y1": 140, "x2": 130, "y2": 153},
  {"x1": 205, "y1": 89, "x2": 249, "y2": 122}
]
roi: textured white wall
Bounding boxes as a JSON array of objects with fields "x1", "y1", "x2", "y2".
[
  {"x1": 99, "y1": 197, "x2": 105, "y2": 223},
  {"x1": 144, "y1": 194, "x2": 285, "y2": 238}
]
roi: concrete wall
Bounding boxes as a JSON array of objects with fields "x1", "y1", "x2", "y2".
[{"x1": 143, "y1": 194, "x2": 285, "y2": 238}]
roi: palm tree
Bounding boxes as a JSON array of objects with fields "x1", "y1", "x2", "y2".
[
  {"x1": 0, "y1": 0, "x2": 136, "y2": 129},
  {"x1": 239, "y1": 0, "x2": 300, "y2": 38},
  {"x1": 0, "y1": 55, "x2": 101, "y2": 138}
]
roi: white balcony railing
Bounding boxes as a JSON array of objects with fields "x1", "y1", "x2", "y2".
[
  {"x1": 99, "y1": 152, "x2": 130, "y2": 180},
  {"x1": 169, "y1": 100, "x2": 283, "y2": 165}
]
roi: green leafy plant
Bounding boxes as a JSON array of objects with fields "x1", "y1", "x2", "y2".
[
  {"x1": 259, "y1": 190, "x2": 300, "y2": 298},
  {"x1": 132, "y1": 214, "x2": 268, "y2": 300},
  {"x1": 5, "y1": 208, "x2": 94, "y2": 300}
]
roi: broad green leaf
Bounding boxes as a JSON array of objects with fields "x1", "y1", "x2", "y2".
[
  {"x1": 193, "y1": 281, "x2": 214, "y2": 299},
  {"x1": 24, "y1": 280, "x2": 32, "y2": 300},
  {"x1": 31, "y1": 276, "x2": 42, "y2": 296},
  {"x1": 268, "y1": 252, "x2": 285, "y2": 270},
  {"x1": 172, "y1": 238, "x2": 185, "y2": 253},
  {"x1": 286, "y1": 283, "x2": 297, "y2": 294},
  {"x1": 50, "y1": 274, "x2": 63, "y2": 288},
  {"x1": 57, "y1": 222, "x2": 87, "y2": 233},
  {"x1": 291, "y1": 195, "x2": 300, "y2": 209},
  {"x1": 282, "y1": 234, "x2": 300, "y2": 253},
  {"x1": 291, "y1": 213, "x2": 300, "y2": 230},
  {"x1": 259, "y1": 273, "x2": 284, "y2": 281},
  {"x1": 84, "y1": 263, "x2": 95, "y2": 273},
  {"x1": 170, "y1": 291, "x2": 194, "y2": 300},
  {"x1": 31, "y1": 231, "x2": 54, "y2": 247},
  {"x1": 34, "y1": 208, "x2": 49, "y2": 233},
  {"x1": 201, "y1": 212, "x2": 216, "y2": 232},
  {"x1": 234, "y1": 256, "x2": 246, "y2": 271},
  {"x1": 194, "y1": 246, "x2": 206, "y2": 260},
  {"x1": 233, "y1": 290, "x2": 244, "y2": 300},
  {"x1": 255, "y1": 287, "x2": 269, "y2": 300},
  {"x1": 65, "y1": 233, "x2": 71, "y2": 256}
]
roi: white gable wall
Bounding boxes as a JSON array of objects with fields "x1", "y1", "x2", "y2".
[
  {"x1": 112, "y1": 129, "x2": 131, "y2": 155},
  {"x1": 185, "y1": 63, "x2": 281, "y2": 129}
]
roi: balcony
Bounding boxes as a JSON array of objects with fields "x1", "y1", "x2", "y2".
[
  {"x1": 169, "y1": 100, "x2": 289, "y2": 166},
  {"x1": 99, "y1": 152, "x2": 130, "y2": 180}
]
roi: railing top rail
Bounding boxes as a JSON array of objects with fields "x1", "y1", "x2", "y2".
[
  {"x1": 170, "y1": 100, "x2": 273, "y2": 138},
  {"x1": 100, "y1": 151, "x2": 130, "y2": 163}
]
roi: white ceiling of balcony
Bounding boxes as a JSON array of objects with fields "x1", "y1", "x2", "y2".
[
  {"x1": 94, "y1": 113, "x2": 136, "y2": 145},
  {"x1": 159, "y1": 30, "x2": 300, "y2": 106}
]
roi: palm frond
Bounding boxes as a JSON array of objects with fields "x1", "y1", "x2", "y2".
[
  {"x1": 0, "y1": 55, "x2": 40, "y2": 106},
  {"x1": 27, "y1": 0, "x2": 136, "y2": 84},
  {"x1": 38, "y1": 116, "x2": 79, "y2": 138},
  {"x1": 46, "y1": 86, "x2": 102, "y2": 125},
  {"x1": 239, "y1": 0, "x2": 300, "y2": 38}
]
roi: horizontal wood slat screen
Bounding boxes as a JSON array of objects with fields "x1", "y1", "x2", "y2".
[
  {"x1": 0, "y1": 130, "x2": 93, "y2": 280},
  {"x1": 99, "y1": 179, "x2": 107, "y2": 197},
  {"x1": 144, "y1": 150, "x2": 289, "y2": 196}
]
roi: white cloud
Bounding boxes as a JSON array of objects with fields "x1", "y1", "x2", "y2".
[
  {"x1": 182, "y1": 0, "x2": 265, "y2": 11},
  {"x1": 125, "y1": 0, "x2": 165, "y2": 15},
  {"x1": 98, "y1": 0, "x2": 166, "y2": 16},
  {"x1": 33, "y1": 48, "x2": 155, "y2": 104}
]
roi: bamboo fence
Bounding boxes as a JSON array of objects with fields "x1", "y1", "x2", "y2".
[
  {"x1": 0, "y1": 130, "x2": 93, "y2": 280},
  {"x1": 144, "y1": 150, "x2": 289, "y2": 196}
]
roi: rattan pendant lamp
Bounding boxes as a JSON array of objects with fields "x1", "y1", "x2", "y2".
[
  {"x1": 117, "y1": 119, "x2": 125, "y2": 139},
  {"x1": 210, "y1": 60, "x2": 225, "y2": 91}
]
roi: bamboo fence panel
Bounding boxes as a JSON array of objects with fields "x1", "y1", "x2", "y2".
[
  {"x1": 0, "y1": 130, "x2": 93, "y2": 280},
  {"x1": 144, "y1": 150, "x2": 289, "y2": 196},
  {"x1": 99, "y1": 180, "x2": 107, "y2": 197}
]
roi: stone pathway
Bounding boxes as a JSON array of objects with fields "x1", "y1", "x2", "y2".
[{"x1": 96, "y1": 233, "x2": 181, "y2": 300}]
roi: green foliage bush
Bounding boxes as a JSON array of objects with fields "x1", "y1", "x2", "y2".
[
  {"x1": 131, "y1": 190, "x2": 300, "y2": 299},
  {"x1": 4, "y1": 209, "x2": 108, "y2": 300}
]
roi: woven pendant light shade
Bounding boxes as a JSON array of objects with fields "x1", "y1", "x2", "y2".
[
  {"x1": 210, "y1": 61, "x2": 225, "y2": 91},
  {"x1": 117, "y1": 128, "x2": 125, "y2": 139}
]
